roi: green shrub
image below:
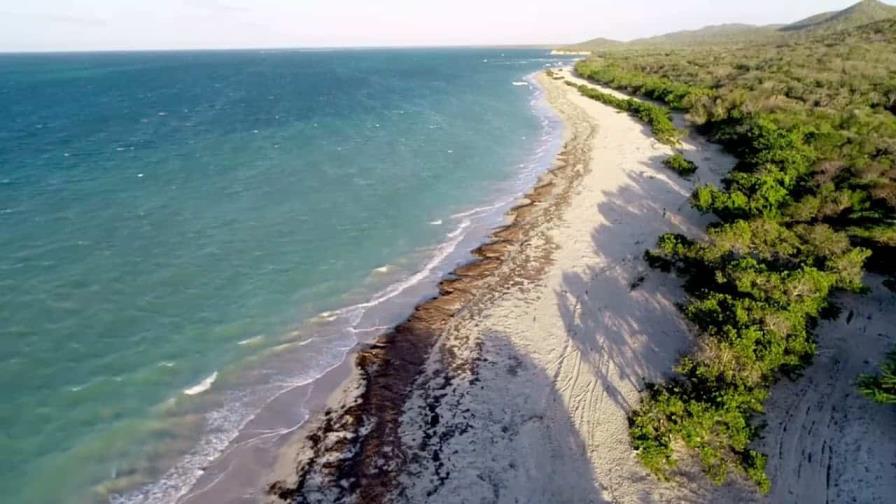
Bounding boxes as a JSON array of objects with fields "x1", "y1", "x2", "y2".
[
  {"x1": 858, "y1": 349, "x2": 896, "y2": 404},
  {"x1": 633, "y1": 220, "x2": 863, "y2": 491},
  {"x1": 568, "y1": 82, "x2": 682, "y2": 146},
  {"x1": 663, "y1": 153, "x2": 698, "y2": 176}
]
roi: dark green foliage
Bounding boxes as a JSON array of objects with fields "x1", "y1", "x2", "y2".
[
  {"x1": 572, "y1": 16, "x2": 896, "y2": 493},
  {"x1": 858, "y1": 349, "x2": 896, "y2": 404},
  {"x1": 576, "y1": 60, "x2": 712, "y2": 110},
  {"x1": 566, "y1": 82, "x2": 682, "y2": 146},
  {"x1": 632, "y1": 221, "x2": 867, "y2": 491},
  {"x1": 663, "y1": 153, "x2": 698, "y2": 176}
]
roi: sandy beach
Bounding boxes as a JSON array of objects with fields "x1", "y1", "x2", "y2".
[{"x1": 261, "y1": 68, "x2": 896, "y2": 503}]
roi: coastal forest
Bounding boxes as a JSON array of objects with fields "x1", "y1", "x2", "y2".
[{"x1": 567, "y1": 0, "x2": 896, "y2": 493}]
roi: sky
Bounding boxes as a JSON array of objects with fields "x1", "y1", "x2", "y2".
[{"x1": 0, "y1": 0, "x2": 882, "y2": 52}]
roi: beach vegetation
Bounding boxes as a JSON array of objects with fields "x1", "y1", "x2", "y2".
[
  {"x1": 858, "y1": 348, "x2": 896, "y2": 404},
  {"x1": 545, "y1": 69, "x2": 565, "y2": 81},
  {"x1": 566, "y1": 82, "x2": 682, "y2": 146},
  {"x1": 663, "y1": 153, "x2": 697, "y2": 176},
  {"x1": 574, "y1": 15, "x2": 896, "y2": 493}
]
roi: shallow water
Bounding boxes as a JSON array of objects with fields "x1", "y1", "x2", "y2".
[{"x1": 0, "y1": 48, "x2": 569, "y2": 503}]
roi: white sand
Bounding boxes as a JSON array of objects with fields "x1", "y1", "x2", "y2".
[{"x1": 757, "y1": 275, "x2": 896, "y2": 503}]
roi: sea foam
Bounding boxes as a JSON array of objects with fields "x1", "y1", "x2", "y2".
[{"x1": 183, "y1": 372, "x2": 218, "y2": 396}]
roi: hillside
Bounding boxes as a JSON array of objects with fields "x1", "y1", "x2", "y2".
[
  {"x1": 781, "y1": 0, "x2": 896, "y2": 32},
  {"x1": 563, "y1": 23, "x2": 778, "y2": 51},
  {"x1": 562, "y1": 37, "x2": 622, "y2": 52},
  {"x1": 562, "y1": 0, "x2": 896, "y2": 51},
  {"x1": 629, "y1": 23, "x2": 779, "y2": 47}
]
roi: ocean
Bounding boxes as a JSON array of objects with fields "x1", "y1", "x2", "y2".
[{"x1": 0, "y1": 48, "x2": 568, "y2": 503}]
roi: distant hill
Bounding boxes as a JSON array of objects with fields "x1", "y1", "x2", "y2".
[
  {"x1": 628, "y1": 23, "x2": 780, "y2": 48},
  {"x1": 562, "y1": 0, "x2": 896, "y2": 52},
  {"x1": 781, "y1": 0, "x2": 896, "y2": 32},
  {"x1": 563, "y1": 24, "x2": 781, "y2": 52},
  {"x1": 562, "y1": 37, "x2": 622, "y2": 52}
]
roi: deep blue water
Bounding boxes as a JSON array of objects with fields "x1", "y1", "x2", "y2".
[{"x1": 0, "y1": 48, "x2": 567, "y2": 503}]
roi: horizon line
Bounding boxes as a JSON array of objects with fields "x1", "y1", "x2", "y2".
[{"x1": 0, "y1": 42, "x2": 563, "y2": 56}]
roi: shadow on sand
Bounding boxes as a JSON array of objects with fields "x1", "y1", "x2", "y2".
[
  {"x1": 555, "y1": 156, "x2": 701, "y2": 412},
  {"x1": 392, "y1": 330, "x2": 611, "y2": 504},
  {"x1": 552, "y1": 156, "x2": 760, "y2": 502}
]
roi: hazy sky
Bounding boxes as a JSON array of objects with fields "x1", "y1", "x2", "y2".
[{"x1": 0, "y1": 0, "x2": 880, "y2": 52}]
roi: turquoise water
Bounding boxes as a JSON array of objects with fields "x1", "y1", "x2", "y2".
[{"x1": 0, "y1": 49, "x2": 567, "y2": 503}]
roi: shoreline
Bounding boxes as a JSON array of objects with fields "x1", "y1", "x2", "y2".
[
  {"x1": 263, "y1": 70, "x2": 594, "y2": 503},
  {"x1": 261, "y1": 67, "x2": 746, "y2": 502},
  {"x1": 172, "y1": 69, "x2": 568, "y2": 504}
]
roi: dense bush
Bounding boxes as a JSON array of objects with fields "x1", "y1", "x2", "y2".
[
  {"x1": 574, "y1": 18, "x2": 896, "y2": 493},
  {"x1": 632, "y1": 219, "x2": 867, "y2": 490},
  {"x1": 663, "y1": 153, "x2": 698, "y2": 176},
  {"x1": 576, "y1": 60, "x2": 714, "y2": 110},
  {"x1": 566, "y1": 82, "x2": 682, "y2": 146}
]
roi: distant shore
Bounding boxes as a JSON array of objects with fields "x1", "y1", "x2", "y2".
[{"x1": 550, "y1": 49, "x2": 592, "y2": 56}]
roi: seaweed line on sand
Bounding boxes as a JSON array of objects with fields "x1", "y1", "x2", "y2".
[{"x1": 265, "y1": 74, "x2": 596, "y2": 504}]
